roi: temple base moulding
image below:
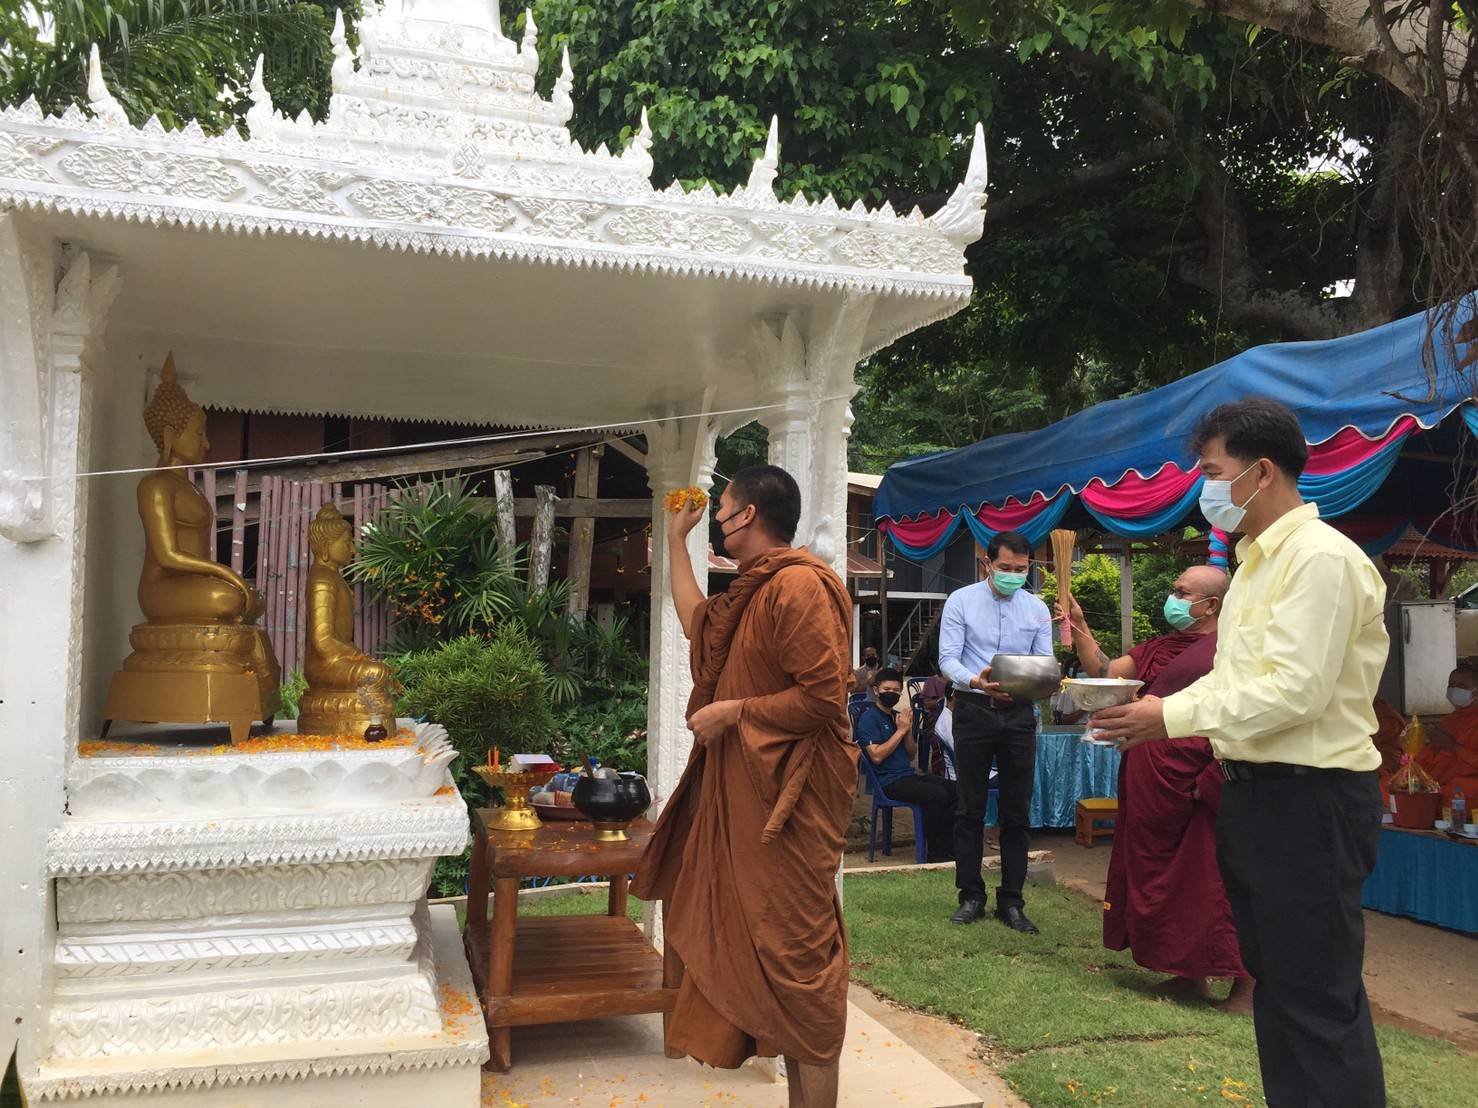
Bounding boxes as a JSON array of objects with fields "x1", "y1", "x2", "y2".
[{"x1": 27, "y1": 904, "x2": 487, "y2": 1104}]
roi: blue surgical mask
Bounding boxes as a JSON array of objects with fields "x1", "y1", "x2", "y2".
[
  {"x1": 1199, "y1": 461, "x2": 1263, "y2": 532},
  {"x1": 992, "y1": 571, "x2": 1027, "y2": 596},
  {"x1": 1164, "y1": 594, "x2": 1198, "y2": 631}
]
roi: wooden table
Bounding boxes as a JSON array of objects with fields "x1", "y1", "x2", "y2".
[{"x1": 464, "y1": 813, "x2": 681, "y2": 1072}]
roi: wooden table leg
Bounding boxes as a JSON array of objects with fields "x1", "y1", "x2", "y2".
[
  {"x1": 466, "y1": 829, "x2": 490, "y2": 929},
  {"x1": 486, "y1": 875, "x2": 519, "y2": 1072},
  {"x1": 608, "y1": 872, "x2": 629, "y2": 917},
  {"x1": 661, "y1": 900, "x2": 685, "y2": 1060}
]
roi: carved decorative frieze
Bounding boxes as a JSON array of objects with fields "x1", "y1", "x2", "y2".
[
  {"x1": 56, "y1": 857, "x2": 435, "y2": 924},
  {"x1": 48, "y1": 792, "x2": 469, "y2": 876},
  {"x1": 0, "y1": 8, "x2": 987, "y2": 296},
  {"x1": 46, "y1": 908, "x2": 443, "y2": 1058},
  {"x1": 55, "y1": 917, "x2": 420, "y2": 976}
]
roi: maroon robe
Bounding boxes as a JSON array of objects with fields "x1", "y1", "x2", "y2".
[{"x1": 1102, "y1": 631, "x2": 1246, "y2": 979}]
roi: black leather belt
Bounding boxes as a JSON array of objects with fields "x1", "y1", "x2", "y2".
[
  {"x1": 955, "y1": 688, "x2": 1029, "y2": 711},
  {"x1": 1220, "y1": 760, "x2": 1336, "y2": 783}
]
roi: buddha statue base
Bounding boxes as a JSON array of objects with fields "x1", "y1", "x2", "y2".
[
  {"x1": 103, "y1": 622, "x2": 281, "y2": 744},
  {"x1": 297, "y1": 690, "x2": 378, "y2": 737},
  {"x1": 34, "y1": 728, "x2": 483, "y2": 1105}
]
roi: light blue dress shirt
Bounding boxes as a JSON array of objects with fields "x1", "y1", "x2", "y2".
[{"x1": 938, "y1": 581, "x2": 1054, "y2": 690}]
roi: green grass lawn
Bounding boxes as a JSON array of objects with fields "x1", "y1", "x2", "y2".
[{"x1": 844, "y1": 870, "x2": 1478, "y2": 1107}]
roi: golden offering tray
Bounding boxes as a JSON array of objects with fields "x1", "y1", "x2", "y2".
[{"x1": 472, "y1": 766, "x2": 558, "y2": 832}]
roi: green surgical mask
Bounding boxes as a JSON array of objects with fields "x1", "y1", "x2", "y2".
[
  {"x1": 992, "y1": 571, "x2": 1027, "y2": 596},
  {"x1": 1164, "y1": 594, "x2": 1198, "y2": 631}
]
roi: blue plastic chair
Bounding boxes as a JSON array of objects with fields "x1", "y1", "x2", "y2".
[{"x1": 856, "y1": 743, "x2": 928, "y2": 865}]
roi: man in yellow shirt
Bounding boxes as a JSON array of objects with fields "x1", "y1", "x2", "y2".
[{"x1": 1093, "y1": 397, "x2": 1388, "y2": 1108}]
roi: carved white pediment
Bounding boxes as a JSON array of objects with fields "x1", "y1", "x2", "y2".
[{"x1": 0, "y1": 13, "x2": 989, "y2": 300}]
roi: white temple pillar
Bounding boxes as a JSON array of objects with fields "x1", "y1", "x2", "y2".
[
  {"x1": 641, "y1": 415, "x2": 717, "y2": 946},
  {"x1": 642, "y1": 415, "x2": 718, "y2": 815},
  {"x1": 754, "y1": 294, "x2": 874, "y2": 581},
  {"x1": 0, "y1": 225, "x2": 119, "y2": 1077}
]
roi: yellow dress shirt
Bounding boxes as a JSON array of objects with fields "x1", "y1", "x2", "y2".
[{"x1": 1162, "y1": 502, "x2": 1387, "y2": 771}]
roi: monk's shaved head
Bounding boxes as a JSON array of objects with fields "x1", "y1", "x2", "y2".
[{"x1": 1182, "y1": 564, "x2": 1230, "y2": 601}]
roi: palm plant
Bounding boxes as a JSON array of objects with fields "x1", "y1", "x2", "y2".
[
  {"x1": 350, "y1": 476, "x2": 529, "y2": 651},
  {"x1": 0, "y1": 0, "x2": 351, "y2": 132}
]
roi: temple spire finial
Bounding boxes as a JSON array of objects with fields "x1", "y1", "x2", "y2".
[
  {"x1": 929, "y1": 122, "x2": 989, "y2": 246},
  {"x1": 744, "y1": 115, "x2": 780, "y2": 198},
  {"x1": 86, "y1": 45, "x2": 128, "y2": 125}
]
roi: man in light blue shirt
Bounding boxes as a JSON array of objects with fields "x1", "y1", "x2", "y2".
[{"x1": 938, "y1": 529, "x2": 1053, "y2": 931}]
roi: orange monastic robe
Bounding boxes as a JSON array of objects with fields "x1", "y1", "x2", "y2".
[
  {"x1": 1373, "y1": 697, "x2": 1406, "y2": 806},
  {"x1": 1416, "y1": 704, "x2": 1478, "y2": 804},
  {"x1": 632, "y1": 547, "x2": 858, "y2": 1068}
]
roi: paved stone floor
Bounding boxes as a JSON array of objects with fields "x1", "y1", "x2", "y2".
[{"x1": 479, "y1": 993, "x2": 989, "y2": 1108}]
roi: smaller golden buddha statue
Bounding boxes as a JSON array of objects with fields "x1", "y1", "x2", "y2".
[
  {"x1": 297, "y1": 503, "x2": 397, "y2": 736},
  {"x1": 103, "y1": 354, "x2": 280, "y2": 744}
]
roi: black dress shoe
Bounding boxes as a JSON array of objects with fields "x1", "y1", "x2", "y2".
[
  {"x1": 995, "y1": 905, "x2": 1040, "y2": 934},
  {"x1": 950, "y1": 898, "x2": 986, "y2": 924}
]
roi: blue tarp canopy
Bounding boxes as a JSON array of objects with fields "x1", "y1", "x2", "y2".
[{"x1": 875, "y1": 304, "x2": 1475, "y2": 524}]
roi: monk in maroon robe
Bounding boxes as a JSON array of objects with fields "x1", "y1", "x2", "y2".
[
  {"x1": 1062, "y1": 565, "x2": 1250, "y2": 1009},
  {"x1": 632, "y1": 466, "x2": 856, "y2": 1108}
]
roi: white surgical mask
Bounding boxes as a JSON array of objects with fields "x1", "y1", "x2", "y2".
[
  {"x1": 1199, "y1": 461, "x2": 1263, "y2": 533},
  {"x1": 1448, "y1": 687, "x2": 1474, "y2": 709}
]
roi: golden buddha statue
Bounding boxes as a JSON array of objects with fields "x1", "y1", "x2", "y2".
[
  {"x1": 297, "y1": 503, "x2": 396, "y2": 736},
  {"x1": 103, "y1": 354, "x2": 281, "y2": 743}
]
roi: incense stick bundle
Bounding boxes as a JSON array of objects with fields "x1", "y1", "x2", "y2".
[{"x1": 1051, "y1": 529, "x2": 1077, "y2": 648}]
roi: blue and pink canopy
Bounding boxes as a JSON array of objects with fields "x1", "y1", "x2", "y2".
[{"x1": 876, "y1": 303, "x2": 1478, "y2": 562}]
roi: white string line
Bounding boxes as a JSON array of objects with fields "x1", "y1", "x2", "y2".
[{"x1": 24, "y1": 393, "x2": 855, "y2": 483}]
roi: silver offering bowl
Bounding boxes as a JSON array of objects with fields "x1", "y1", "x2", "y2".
[{"x1": 989, "y1": 653, "x2": 1065, "y2": 701}]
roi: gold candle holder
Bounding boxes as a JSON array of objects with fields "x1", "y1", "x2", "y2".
[{"x1": 472, "y1": 766, "x2": 557, "y2": 832}]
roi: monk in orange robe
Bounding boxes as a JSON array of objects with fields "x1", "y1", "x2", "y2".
[
  {"x1": 632, "y1": 465, "x2": 856, "y2": 1108},
  {"x1": 1417, "y1": 665, "x2": 1478, "y2": 804},
  {"x1": 1372, "y1": 696, "x2": 1406, "y2": 806}
]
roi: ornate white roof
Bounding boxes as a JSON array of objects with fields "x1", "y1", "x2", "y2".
[{"x1": 0, "y1": 0, "x2": 987, "y2": 299}]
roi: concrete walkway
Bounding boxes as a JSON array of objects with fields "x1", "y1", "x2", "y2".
[{"x1": 479, "y1": 990, "x2": 992, "y2": 1108}]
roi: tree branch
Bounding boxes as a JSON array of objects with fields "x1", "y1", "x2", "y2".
[
  {"x1": 984, "y1": 141, "x2": 1173, "y2": 223},
  {"x1": 1188, "y1": 0, "x2": 1427, "y2": 100},
  {"x1": 1176, "y1": 149, "x2": 1346, "y2": 339},
  {"x1": 1348, "y1": 105, "x2": 1417, "y2": 329}
]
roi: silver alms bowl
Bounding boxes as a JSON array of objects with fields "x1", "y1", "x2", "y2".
[
  {"x1": 1062, "y1": 677, "x2": 1145, "y2": 712},
  {"x1": 989, "y1": 654, "x2": 1063, "y2": 701}
]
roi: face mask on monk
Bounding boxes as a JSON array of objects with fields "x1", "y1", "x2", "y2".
[
  {"x1": 1449, "y1": 687, "x2": 1474, "y2": 709},
  {"x1": 714, "y1": 505, "x2": 752, "y2": 557},
  {"x1": 1164, "y1": 594, "x2": 1208, "y2": 632}
]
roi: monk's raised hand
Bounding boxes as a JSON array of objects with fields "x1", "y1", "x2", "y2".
[
  {"x1": 665, "y1": 502, "x2": 707, "y2": 542},
  {"x1": 1091, "y1": 695, "x2": 1168, "y2": 751},
  {"x1": 687, "y1": 698, "x2": 742, "y2": 747}
]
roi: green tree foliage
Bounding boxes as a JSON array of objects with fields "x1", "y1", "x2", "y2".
[
  {"x1": 525, "y1": 0, "x2": 1415, "y2": 472},
  {"x1": 0, "y1": 0, "x2": 356, "y2": 133},
  {"x1": 1038, "y1": 551, "x2": 1190, "y2": 660}
]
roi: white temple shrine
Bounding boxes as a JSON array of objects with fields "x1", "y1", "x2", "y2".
[{"x1": 0, "y1": 0, "x2": 986, "y2": 1102}]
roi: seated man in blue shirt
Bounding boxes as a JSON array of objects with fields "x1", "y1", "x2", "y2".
[{"x1": 855, "y1": 668, "x2": 956, "y2": 862}]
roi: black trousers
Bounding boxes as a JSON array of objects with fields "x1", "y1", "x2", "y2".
[
  {"x1": 1216, "y1": 769, "x2": 1386, "y2": 1108},
  {"x1": 952, "y1": 696, "x2": 1037, "y2": 907},
  {"x1": 882, "y1": 773, "x2": 956, "y2": 859}
]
